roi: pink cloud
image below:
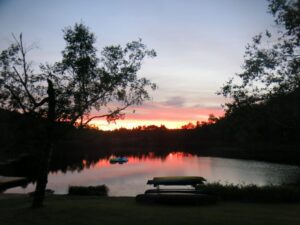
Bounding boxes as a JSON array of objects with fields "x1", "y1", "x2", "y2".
[{"x1": 124, "y1": 101, "x2": 224, "y2": 121}]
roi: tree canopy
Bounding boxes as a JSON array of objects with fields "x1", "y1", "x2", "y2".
[
  {"x1": 209, "y1": 0, "x2": 300, "y2": 156},
  {"x1": 0, "y1": 23, "x2": 157, "y2": 207},
  {"x1": 0, "y1": 23, "x2": 157, "y2": 127},
  {"x1": 219, "y1": 0, "x2": 299, "y2": 114}
]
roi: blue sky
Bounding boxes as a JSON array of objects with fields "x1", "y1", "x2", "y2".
[{"x1": 0, "y1": 0, "x2": 275, "y2": 129}]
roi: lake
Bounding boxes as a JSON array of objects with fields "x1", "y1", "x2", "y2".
[{"x1": 6, "y1": 152, "x2": 300, "y2": 196}]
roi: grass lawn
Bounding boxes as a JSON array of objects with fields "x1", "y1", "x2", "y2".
[{"x1": 0, "y1": 194, "x2": 300, "y2": 225}]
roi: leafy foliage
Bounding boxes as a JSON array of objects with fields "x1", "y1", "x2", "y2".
[
  {"x1": 0, "y1": 34, "x2": 48, "y2": 115},
  {"x1": 0, "y1": 23, "x2": 157, "y2": 127},
  {"x1": 219, "y1": 0, "x2": 299, "y2": 113},
  {"x1": 0, "y1": 22, "x2": 156, "y2": 207}
]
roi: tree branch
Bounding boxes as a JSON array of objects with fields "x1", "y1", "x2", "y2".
[
  {"x1": 11, "y1": 34, "x2": 41, "y2": 109},
  {"x1": 12, "y1": 66, "x2": 37, "y2": 107},
  {"x1": 12, "y1": 33, "x2": 29, "y2": 85},
  {"x1": 4, "y1": 85, "x2": 27, "y2": 113},
  {"x1": 82, "y1": 104, "x2": 130, "y2": 126},
  {"x1": 32, "y1": 97, "x2": 49, "y2": 111},
  {"x1": 69, "y1": 75, "x2": 120, "y2": 126}
]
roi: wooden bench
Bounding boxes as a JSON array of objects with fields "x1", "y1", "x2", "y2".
[{"x1": 137, "y1": 176, "x2": 217, "y2": 205}]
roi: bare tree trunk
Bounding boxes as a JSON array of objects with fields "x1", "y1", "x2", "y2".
[
  {"x1": 32, "y1": 79, "x2": 55, "y2": 208},
  {"x1": 31, "y1": 142, "x2": 53, "y2": 208}
]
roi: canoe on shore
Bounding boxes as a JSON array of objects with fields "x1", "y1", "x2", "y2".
[{"x1": 147, "y1": 176, "x2": 206, "y2": 187}]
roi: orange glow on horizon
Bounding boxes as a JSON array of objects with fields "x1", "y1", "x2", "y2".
[
  {"x1": 86, "y1": 102, "x2": 224, "y2": 130},
  {"x1": 91, "y1": 119, "x2": 196, "y2": 130}
]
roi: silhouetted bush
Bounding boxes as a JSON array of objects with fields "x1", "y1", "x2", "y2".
[
  {"x1": 68, "y1": 185, "x2": 108, "y2": 196},
  {"x1": 198, "y1": 183, "x2": 300, "y2": 202}
]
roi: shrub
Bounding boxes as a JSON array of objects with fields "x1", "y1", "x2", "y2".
[
  {"x1": 68, "y1": 185, "x2": 108, "y2": 196},
  {"x1": 197, "y1": 183, "x2": 300, "y2": 203}
]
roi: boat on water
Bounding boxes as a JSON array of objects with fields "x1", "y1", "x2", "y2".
[{"x1": 109, "y1": 157, "x2": 128, "y2": 164}]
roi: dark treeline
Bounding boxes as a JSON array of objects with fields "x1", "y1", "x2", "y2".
[
  {"x1": 96, "y1": 86, "x2": 299, "y2": 164},
  {"x1": 1, "y1": 84, "x2": 299, "y2": 171},
  {"x1": 196, "y1": 86, "x2": 300, "y2": 164},
  {"x1": 0, "y1": 88, "x2": 299, "y2": 186},
  {"x1": 1, "y1": 0, "x2": 299, "y2": 208},
  {"x1": 73, "y1": 85, "x2": 300, "y2": 165},
  {"x1": 1, "y1": 0, "x2": 300, "y2": 175}
]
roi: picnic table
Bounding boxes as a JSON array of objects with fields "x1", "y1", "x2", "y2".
[{"x1": 137, "y1": 176, "x2": 217, "y2": 205}]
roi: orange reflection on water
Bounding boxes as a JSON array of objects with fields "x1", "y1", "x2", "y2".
[
  {"x1": 8, "y1": 153, "x2": 300, "y2": 196},
  {"x1": 86, "y1": 151, "x2": 195, "y2": 168},
  {"x1": 83, "y1": 151, "x2": 211, "y2": 179},
  {"x1": 166, "y1": 152, "x2": 193, "y2": 159}
]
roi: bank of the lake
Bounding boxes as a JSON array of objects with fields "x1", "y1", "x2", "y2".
[
  {"x1": 0, "y1": 194, "x2": 300, "y2": 225},
  {"x1": 5, "y1": 154, "x2": 300, "y2": 195}
]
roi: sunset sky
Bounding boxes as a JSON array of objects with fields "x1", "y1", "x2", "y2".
[{"x1": 0, "y1": 0, "x2": 275, "y2": 130}]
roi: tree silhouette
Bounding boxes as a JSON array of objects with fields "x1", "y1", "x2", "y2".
[
  {"x1": 219, "y1": 0, "x2": 299, "y2": 113},
  {"x1": 213, "y1": 0, "x2": 300, "y2": 157},
  {"x1": 42, "y1": 23, "x2": 157, "y2": 127},
  {"x1": 0, "y1": 23, "x2": 156, "y2": 207}
]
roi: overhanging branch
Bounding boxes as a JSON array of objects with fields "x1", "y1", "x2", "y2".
[
  {"x1": 82, "y1": 104, "x2": 130, "y2": 126},
  {"x1": 4, "y1": 85, "x2": 27, "y2": 113}
]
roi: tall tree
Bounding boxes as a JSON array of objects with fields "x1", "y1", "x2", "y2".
[
  {"x1": 43, "y1": 23, "x2": 157, "y2": 127},
  {"x1": 0, "y1": 23, "x2": 156, "y2": 207},
  {"x1": 219, "y1": 0, "x2": 299, "y2": 114}
]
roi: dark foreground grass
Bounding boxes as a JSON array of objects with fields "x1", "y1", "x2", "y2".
[
  {"x1": 0, "y1": 194, "x2": 300, "y2": 225},
  {"x1": 68, "y1": 185, "x2": 108, "y2": 196},
  {"x1": 198, "y1": 183, "x2": 300, "y2": 202}
]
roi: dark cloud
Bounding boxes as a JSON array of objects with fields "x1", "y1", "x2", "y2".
[
  {"x1": 192, "y1": 104, "x2": 222, "y2": 110},
  {"x1": 164, "y1": 96, "x2": 186, "y2": 107}
]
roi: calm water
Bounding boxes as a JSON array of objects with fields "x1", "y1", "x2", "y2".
[{"x1": 6, "y1": 152, "x2": 300, "y2": 196}]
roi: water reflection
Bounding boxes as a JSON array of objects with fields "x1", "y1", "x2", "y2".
[{"x1": 4, "y1": 152, "x2": 300, "y2": 196}]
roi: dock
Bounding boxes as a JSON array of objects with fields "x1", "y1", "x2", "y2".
[{"x1": 0, "y1": 176, "x2": 28, "y2": 191}]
